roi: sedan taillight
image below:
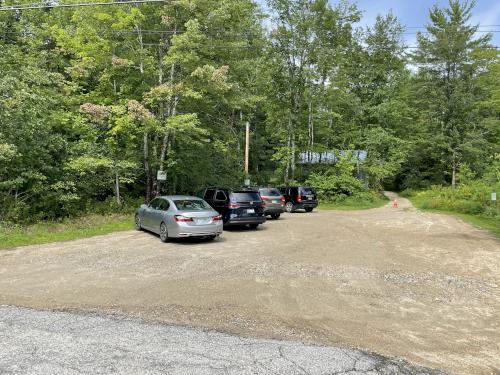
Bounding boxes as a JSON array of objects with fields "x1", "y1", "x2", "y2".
[
  {"x1": 213, "y1": 215, "x2": 222, "y2": 221},
  {"x1": 174, "y1": 215, "x2": 193, "y2": 222}
]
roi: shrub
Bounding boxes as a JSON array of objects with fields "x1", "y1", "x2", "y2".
[
  {"x1": 307, "y1": 172, "x2": 364, "y2": 201},
  {"x1": 306, "y1": 153, "x2": 365, "y2": 202},
  {"x1": 405, "y1": 180, "x2": 499, "y2": 218}
]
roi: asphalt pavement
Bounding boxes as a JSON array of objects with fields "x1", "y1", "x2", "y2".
[{"x1": 0, "y1": 305, "x2": 446, "y2": 375}]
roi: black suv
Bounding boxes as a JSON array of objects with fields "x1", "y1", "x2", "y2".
[
  {"x1": 279, "y1": 186, "x2": 318, "y2": 213},
  {"x1": 200, "y1": 187, "x2": 266, "y2": 228}
]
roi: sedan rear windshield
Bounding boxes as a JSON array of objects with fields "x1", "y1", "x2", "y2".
[
  {"x1": 300, "y1": 187, "x2": 316, "y2": 195},
  {"x1": 173, "y1": 199, "x2": 211, "y2": 211},
  {"x1": 232, "y1": 192, "x2": 261, "y2": 202},
  {"x1": 259, "y1": 188, "x2": 281, "y2": 197}
]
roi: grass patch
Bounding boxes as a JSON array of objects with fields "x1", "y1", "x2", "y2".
[
  {"x1": 408, "y1": 195, "x2": 500, "y2": 238},
  {"x1": 319, "y1": 194, "x2": 389, "y2": 211},
  {"x1": 0, "y1": 214, "x2": 133, "y2": 249}
]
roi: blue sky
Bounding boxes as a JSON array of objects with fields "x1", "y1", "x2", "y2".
[
  {"x1": 259, "y1": 1, "x2": 500, "y2": 46},
  {"x1": 355, "y1": 0, "x2": 500, "y2": 46}
]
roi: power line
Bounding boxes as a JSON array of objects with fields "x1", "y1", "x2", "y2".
[
  {"x1": 0, "y1": 0, "x2": 168, "y2": 11},
  {"x1": 401, "y1": 30, "x2": 500, "y2": 35},
  {"x1": 2, "y1": 28, "x2": 498, "y2": 50},
  {"x1": 405, "y1": 24, "x2": 500, "y2": 29},
  {"x1": 1, "y1": 29, "x2": 260, "y2": 37},
  {"x1": 3, "y1": 26, "x2": 500, "y2": 37}
]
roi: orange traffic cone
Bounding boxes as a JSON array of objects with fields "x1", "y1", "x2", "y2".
[{"x1": 392, "y1": 199, "x2": 398, "y2": 208}]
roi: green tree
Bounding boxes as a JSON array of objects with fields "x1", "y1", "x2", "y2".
[
  {"x1": 412, "y1": 0, "x2": 494, "y2": 187},
  {"x1": 266, "y1": 0, "x2": 360, "y2": 182}
]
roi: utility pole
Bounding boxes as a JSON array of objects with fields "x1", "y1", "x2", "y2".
[{"x1": 244, "y1": 121, "x2": 250, "y2": 186}]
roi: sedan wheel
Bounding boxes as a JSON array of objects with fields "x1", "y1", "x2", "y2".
[
  {"x1": 285, "y1": 202, "x2": 294, "y2": 213},
  {"x1": 160, "y1": 222, "x2": 169, "y2": 243},
  {"x1": 134, "y1": 215, "x2": 142, "y2": 230}
]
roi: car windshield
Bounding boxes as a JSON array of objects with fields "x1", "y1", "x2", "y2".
[
  {"x1": 233, "y1": 192, "x2": 261, "y2": 202},
  {"x1": 173, "y1": 199, "x2": 211, "y2": 211},
  {"x1": 300, "y1": 187, "x2": 315, "y2": 195},
  {"x1": 259, "y1": 188, "x2": 281, "y2": 197}
]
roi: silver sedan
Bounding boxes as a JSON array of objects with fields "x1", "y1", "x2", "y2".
[{"x1": 135, "y1": 195, "x2": 223, "y2": 242}]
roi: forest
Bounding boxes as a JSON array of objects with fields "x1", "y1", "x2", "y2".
[{"x1": 0, "y1": 0, "x2": 499, "y2": 225}]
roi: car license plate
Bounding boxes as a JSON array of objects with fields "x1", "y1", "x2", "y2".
[
  {"x1": 272, "y1": 200, "x2": 278, "y2": 204},
  {"x1": 247, "y1": 208, "x2": 255, "y2": 214},
  {"x1": 195, "y1": 218, "x2": 211, "y2": 225},
  {"x1": 308, "y1": 197, "x2": 313, "y2": 200}
]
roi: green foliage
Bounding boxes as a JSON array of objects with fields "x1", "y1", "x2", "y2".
[
  {"x1": 405, "y1": 0, "x2": 497, "y2": 188},
  {"x1": 0, "y1": 214, "x2": 133, "y2": 250},
  {"x1": 402, "y1": 166, "x2": 499, "y2": 219},
  {"x1": 306, "y1": 154, "x2": 365, "y2": 201},
  {"x1": 0, "y1": 0, "x2": 498, "y2": 229},
  {"x1": 403, "y1": 170, "x2": 500, "y2": 236},
  {"x1": 363, "y1": 128, "x2": 409, "y2": 189},
  {"x1": 319, "y1": 192, "x2": 388, "y2": 210}
]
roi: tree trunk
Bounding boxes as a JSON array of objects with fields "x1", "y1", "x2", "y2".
[
  {"x1": 290, "y1": 131, "x2": 296, "y2": 181},
  {"x1": 289, "y1": 102, "x2": 297, "y2": 182},
  {"x1": 160, "y1": 100, "x2": 176, "y2": 169},
  {"x1": 289, "y1": 91, "x2": 299, "y2": 182},
  {"x1": 308, "y1": 99, "x2": 313, "y2": 148},
  {"x1": 144, "y1": 132, "x2": 151, "y2": 203},
  {"x1": 115, "y1": 170, "x2": 121, "y2": 206},
  {"x1": 451, "y1": 151, "x2": 457, "y2": 188},
  {"x1": 156, "y1": 26, "x2": 177, "y2": 195},
  {"x1": 308, "y1": 98, "x2": 314, "y2": 162},
  {"x1": 134, "y1": 24, "x2": 144, "y2": 74},
  {"x1": 160, "y1": 133, "x2": 170, "y2": 172},
  {"x1": 284, "y1": 127, "x2": 291, "y2": 184}
]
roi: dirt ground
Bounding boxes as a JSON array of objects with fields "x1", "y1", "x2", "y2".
[{"x1": 0, "y1": 193, "x2": 499, "y2": 375}]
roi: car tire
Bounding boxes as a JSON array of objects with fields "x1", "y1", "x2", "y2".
[
  {"x1": 248, "y1": 223, "x2": 259, "y2": 229},
  {"x1": 135, "y1": 214, "x2": 142, "y2": 230},
  {"x1": 270, "y1": 213, "x2": 281, "y2": 220},
  {"x1": 305, "y1": 207, "x2": 314, "y2": 213},
  {"x1": 285, "y1": 202, "x2": 294, "y2": 213},
  {"x1": 159, "y1": 222, "x2": 169, "y2": 243}
]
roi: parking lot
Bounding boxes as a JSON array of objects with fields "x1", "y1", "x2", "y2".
[{"x1": 1, "y1": 196, "x2": 499, "y2": 375}]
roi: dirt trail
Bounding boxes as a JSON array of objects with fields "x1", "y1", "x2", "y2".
[
  {"x1": 1, "y1": 193, "x2": 499, "y2": 374},
  {"x1": 383, "y1": 191, "x2": 414, "y2": 209}
]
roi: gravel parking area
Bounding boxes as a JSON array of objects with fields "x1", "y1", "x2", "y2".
[{"x1": 0, "y1": 194, "x2": 499, "y2": 374}]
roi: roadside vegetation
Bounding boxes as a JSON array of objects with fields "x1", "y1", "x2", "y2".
[
  {"x1": 0, "y1": 214, "x2": 133, "y2": 250},
  {"x1": 1, "y1": 0, "x2": 498, "y2": 232},
  {"x1": 402, "y1": 161, "x2": 500, "y2": 236},
  {"x1": 306, "y1": 153, "x2": 388, "y2": 210},
  {"x1": 319, "y1": 193, "x2": 388, "y2": 211},
  {"x1": 0, "y1": 199, "x2": 140, "y2": 249}
]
